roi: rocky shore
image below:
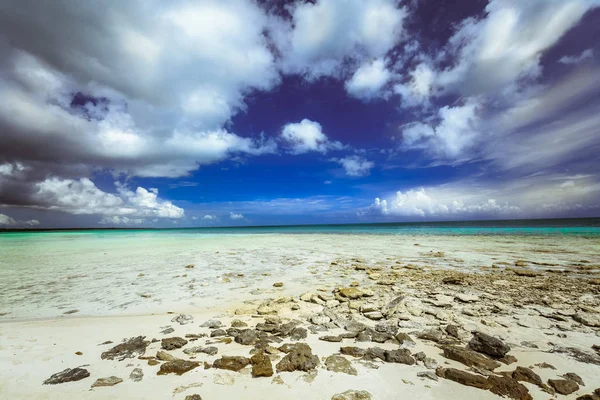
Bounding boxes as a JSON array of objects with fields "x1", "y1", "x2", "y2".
[{"x1": 24, "y1": 254, "x2": 600, "y2": 399}]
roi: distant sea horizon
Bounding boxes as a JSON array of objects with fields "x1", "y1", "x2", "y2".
[{"x1": 1, "y1": 217, "x2": 599, "y2": 236}]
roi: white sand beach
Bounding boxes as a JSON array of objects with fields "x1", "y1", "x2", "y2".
[{"x1": 1, "y1": 233, "x2": 599, "y2": 399}]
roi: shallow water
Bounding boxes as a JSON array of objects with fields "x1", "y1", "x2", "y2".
[{"x1": 1, "y1": 221, "x2": 599, "y2": 321}]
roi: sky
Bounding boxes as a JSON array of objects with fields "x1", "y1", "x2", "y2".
[{"x1": 0, "y1": 0, "x2": 599, "y2": 228}]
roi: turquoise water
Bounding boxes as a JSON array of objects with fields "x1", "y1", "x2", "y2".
[{"x1": 1, "y1": 218, "x2": 599, "y2": 238}]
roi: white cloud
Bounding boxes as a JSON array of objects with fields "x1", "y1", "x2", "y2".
[
  {"x1": 436, "y1": 0, "x2": 599, "y2": 95},
  {"x1": 99, "y1": 216, "x2": 144, "y2": 225},
  {"x1": 0, "y1": 0, "x2": 280, "y2": 180},
  {"x1": 229, "y1": 212, "x2": 244, "y2": 220},
  {"x1": 203, "y1": 214, "x2": 216, "y2": 220},
  {"x1": 558, "y1": 48, "x2": 594, "y2": 64},
  {"x1": 402, "y1": 100, "x2": 480, "y2": 158},
  {"x1": 32, "y1": 177, "x2": 184, "y2": 220},
  {"x1": 0, "y1": 213, "x2": 39, "y2": 226},
  {"x1": 364, "y1": 174, "x2": 600, "y2": 219},
  {"x1": 280, "y1": 119, "x2": 343, "y2": 154},
  {"x1": 394, "y1": 63, "x2": 436, "y2": 107},
  {"x1": 345, "y1": 58, "x2": 392, "y2": 99},
  {"x1": 276, "y1": 0, "x2": 407, "y2": 78},
  {"x1": 0, "y1": 213, "x2": 17, "y2": 225},
  {"x1": 333, "y1": 156, "x2": 375, "y2": 177},
  {"x1": 324, "y1": 180, "x2": 332, "y2": 185}
]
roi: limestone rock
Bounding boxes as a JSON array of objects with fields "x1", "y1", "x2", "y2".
[
  {"x1": 91, "y1": 376, "x2": 123, "y2": 388},
  {"x1": 156, "y1": 350, "x2": 179, "y2": 361},
  {"x1": 129, "y1": 368, "x2": 143, "y2": 382},
  {"x1": 101, "y1": 336, "x2": 149, "y2": 361},
  {"x1": 562, "y1": 372, "x2": 585, "y2": 386},
  {"x1": 338, "y1": 288, "x2": 364, "y2": 299},
  {"x1": 573, "y1": 313, "x2": 600, "y2": 328},
  {"x1": 331, "y1": 390, "x2": 373, "y2": 400},
  {"x1": 549, "y1": 379, "x2": 579, "y2": 395},
  {"x1": 325, "y1": 355, "x2": 357, "y2": 375},
  {"x1": 417, "y1": 371, "x2": 438, "y2": 381},
  {"x1": 442, "y1": 346, "x2": 501, "y2": 370},
  {"x1": 276, "y1": 343, "x2": 319, "y2": 372},
  {"x1": 157, "y1": 360, "x2": 200, "y2": 376},
  {"x1": 161, "y1": 337, "x2": 188, "y2": 350},
  {"x1": 231, "y1": 319, "x2": 247, "y2": 328},
  {"x1": 171, "y1": 314, "x2": 193, "y2": 325},
  {"x1": 468, "y1": 331, "x2": 511, "y2": 357},
  {"x1": 251, "y1": 352, "x2": 274, "y2": 377},
  {"x1": 273, "y1": 282, "x2": 284, "y2": 287},
  {"x1": 436, "y1": 367, "x2": 488, "y2": 389},
  {"x1": 213, "y1": 356, "x2": 251, "y2": 372},
  {"x1": 384, "y1": 349, "x2": 415, "y2": 365},
  {"x1": 43, "y1": 368, "x2": 90, "y2": 385},
  {"x1": 201, "y1": 319, "x2": 222, "y2": 328},
  {"x1": 487, "y1": 375, "x2": 533, "y2": 400},
  {"x1": 235, "y1": 329, "x2": 258, "y2": 345},
  {"x1": 185, "y1": 395, "x2": 202, "y2": 400}
]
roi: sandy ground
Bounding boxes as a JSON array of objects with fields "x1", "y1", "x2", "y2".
[{"x1": 1, "y1": 233, "x2": 599, "y2": 399}]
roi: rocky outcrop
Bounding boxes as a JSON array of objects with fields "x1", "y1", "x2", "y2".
[
  {"x1": 213, "y1": 356, "x2": 251, "y2": 372},
  {"x1": 157, "y1": 360, "x2": 200, "y2": 375},
  {"x1": 468, "y1": 332, "x2": 511, "y2": 357},
  {"x1": 101, "y1": 336, "x2": 149, "y2": 361},
  {"x1": 43, "y1": 368, "x2": 90, "y2": 385},
  {"x1": 250, "y1": 352, "x2": 273, "y2": 377},
  {"x1": 276, "y1": 343, "x2": 319, "y2": 372}
]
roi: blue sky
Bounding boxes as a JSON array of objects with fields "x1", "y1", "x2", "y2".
[{"x1": 0, "y1": 0, "x2": 599, "y2": 228}]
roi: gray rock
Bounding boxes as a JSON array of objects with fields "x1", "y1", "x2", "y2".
[
  {"x1": 161, "y1": 337, "x2": 188, "y2": 350},
  {"x1": 235, "y1": 329, "x2": 258, "y2": 345},
  {"x1": 417, "y1": 371, "x2": 438, "y2": 381},
  {"x1": 91, "y1": 376, "x2": 123, "y2": 388},
  {"x1": 210, "y1": 329, "x2": 226, "y2": 337},
  {"x1": 129, "y1": 368, "x2": 143, "y2": 382},
  {"x1": 325, "y1": 355, "x2": 357, "y2": 375},
  {"x1": 43, "y1": 368, "x2": 90, "y2": 385},
  {"x1": 101, "y1": 336, "x2": 149, "y2": 361},
  {"x1": 468, "y1": 331, "x2": 510, "y2": 357},
  {"x1": 171, "y1": 314, "x2": 193, "y2": 325},
  {"x1": 331, "y1": 390, "x2": 373, "y2": 400},
  {"x1": 417, "y1": 328, "x2": 444, "y2": 343},
  {"x1": 384, "y1": 349, "x2": 415, "y2": 365},
  {"x1": 201, "y1": 319, "x2": 222, "y2": 328},
  {"x1": 549, "y1": 379, "x2": 579, "y2": 395},
  {"x1": 276, "y1": 343, "x2": 319, "y2": 372},
  {"x1": 290, "y1": 327, "x2": 308, "y2": 341},
  {"x1": 442, "y1": 346, "x2": 501, "y2": 370}
]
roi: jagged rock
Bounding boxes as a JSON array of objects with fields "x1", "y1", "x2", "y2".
[
  {"x1": 331, "y1": 390, "x2": 373, "y2": 400},
  {"x1": 156, "y1": 350, "x2": 179, "y2": 361},
  {"x1": 423, "y1": 357, "x2": 438, "y2": 369},
  {"x1": 183, "y1": 346, "x2": 218, "y2": 356},
  {"x1": 235, "y1": 329, "x2": 258, "y2": 345},
  {"x1": 573, "y1": 313, "x2": 600, "y2": 327},
  {"x1": 396, "y1": 332, "x2": 416, "y2": 346},
  {"x1": 340, "y1": 347, "x2": 367, "y2": 358},
  {"x1": 549, "y1": 379, "x2": 579, "y2": 395},
  {"x1": 101, "y1": 336, "x2": 149, "y2": 361},
  {"x1": 231, "y1": 319, "x2": 247, "y2": 328},
  {"x1": 442, "y1": 346, "x2": 501, "y2": 370},
  {"x1": 201, "y1": 319, "x2": 222, "y2": 329},
  {"x1": 160, "y1": 326, "x2": 175, "y2": 335},
  {"x1": 417, "y1": 371, "x2": 438, "y2": 381},
  {"x1": 43, "y1": 368, "x2": 90, "y2": 385},
  {"x1": 550, "y1": 346, "x2": 600, "y2": 365},
  {"x1": 512, "y1": 366, "x2": 546, "y2": 390},
  {"x1": 487, "y1": 375, "x2": 533, "y2": 400},
  {"x1": 161, "y1": 337, "x2": 188, "y2": 350},
  {"x1": 363, "y1": 311, "x2": 384, "y2": 320},
  {"x1": 325, "y1": 355, "x2": 357, "y2": 375},
  {"x1": 320, "y1": 335, "x2": 343, "y2": 342},
  {"x1": 129, "y1": 368, "x2": 143, "y2": 382},
  {"x1": 362, "y1": 347, "x2": 386, "y2": 362},
  {"x1": 157, "y1": 360, "x2": 200, "y2": 375},
  {"x1": 417, "y1": 327, "x2": 444, "y2": 342},
  {"x1": 91, "y1": 376, "x2": 123, "y2": 388},
  {"x1": 338, "y1": 288, "x2": 364, "y2": 299},
  {"x1": 445, "y1": 324, "x2": 461, "y2": 339},
  {"x1": 290, "y1": 327, "x2": 308, "y2": 341},
  {"x1": 251, "y1": 352, "x2": 274, "y2": 377},
  {"x1": 562, "y1": 372, "x2": 585, "y2": 386},
  {"x1": 172, "y1": 314, "x2": 193, "y2": 325},
  {"x1": 213, "y1": 356, "x2": 251, "y2": 372},
  {"x1": 310, "y1": 314, "x2": 331, "y2": 325},
  {"x1": 384, "y1": 349, "x2": 415, "y2": 365},
  {"x1": 185, "y1": 395, "x2": 202, "y2": 400},
  {"x1": 575, "y1": 395, "x2": 599, "y2": 400},
  {"x1": 436, "y1": 367, "x2": 489, "y2": 389},
  {"x1": 468, "y1": 331, "x2": 511, "y2": 357},
  {"x1": 442, "y1": 276, "x2": 464, "y2": 285},
  {"x1": 276, "y1": 343, "x2": 319, "y2": 372}
]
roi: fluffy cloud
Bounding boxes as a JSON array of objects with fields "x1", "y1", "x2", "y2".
[
  {"x1": 99, "y1": 216, "x2": 144, "y2": 225},
  {"x1": 0, "y1": 213, "x2": 39, "y2": 226},
  {"x1": 203, "y1": 215, "x2": 217, "y2": 221},
  {"x1": 276, "y1": 0, "x2": 407, "y2": 78},
  {"x1": 402, "y1": 100, "x2": 480, "y2": 158},
  {"x1": 30, "y1": 178, "x2": 184, "y2": 222},
  {"x1": 394, "y1": 63, "x2": 436, "y2": 107},
  {"x1": 558, "y1": 48, "x2": 594, "y2": 64},
  {"x1": 229, "y1": 212, "x2": 244, "y2": 220},
  {"x1": 281, "y1": 119, "x2": 343, "y2": 154},
  {"x1": 364, "y1": 175, "x2": 600, "y2": 219},
  {"x1": 333, "y1": 156, "x2": 375, "y2": 177},
  {"x1": 436, "y1": 0, "x2": 599, "y2": 95},
  {"x1": 345, "y1": 59, "x2": 392, "y2": 99},
  {"x1": 0, "y1": 0, "x2": 280, "y2": 182}
]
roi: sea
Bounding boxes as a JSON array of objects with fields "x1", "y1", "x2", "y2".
[{"x1": 1, "y1": 218, "x2": 599, "y2": 321}]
